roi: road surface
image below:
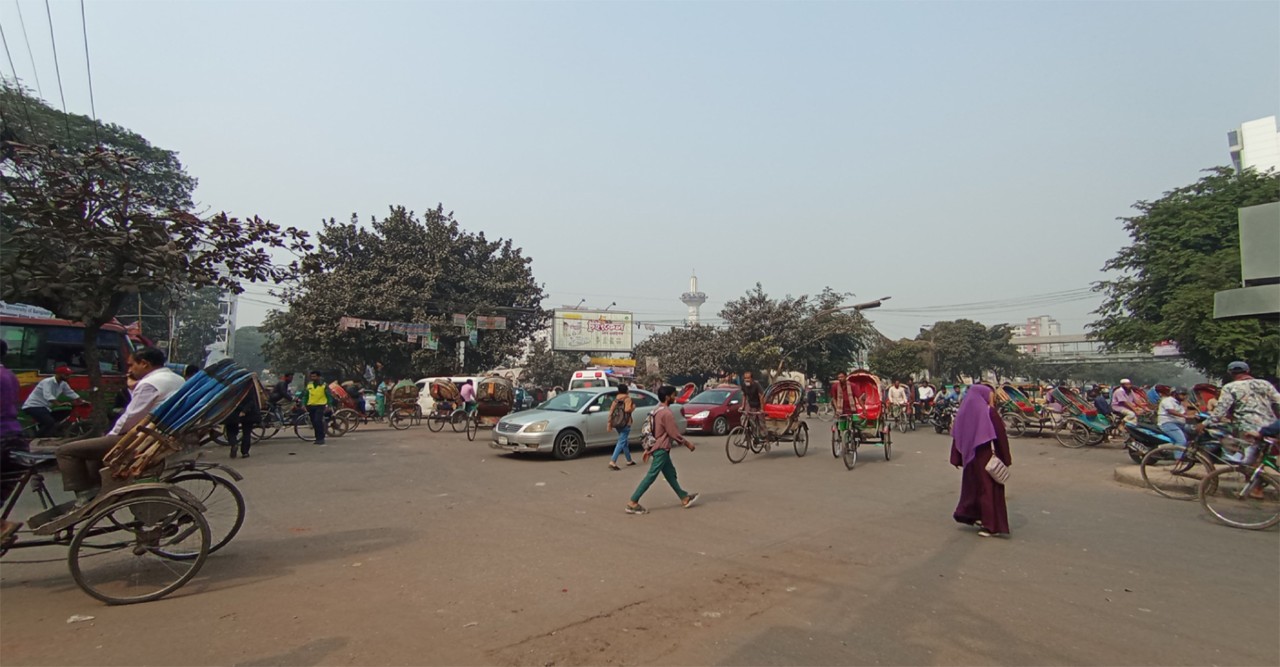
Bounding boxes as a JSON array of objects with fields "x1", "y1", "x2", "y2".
[{"x1": 2, "y1": 419, "x2": 1276, "y2": 666}]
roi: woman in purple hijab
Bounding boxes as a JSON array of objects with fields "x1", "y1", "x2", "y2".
[{"x1": 949, "y1": 383, "x2": 1012, "y2": 536}]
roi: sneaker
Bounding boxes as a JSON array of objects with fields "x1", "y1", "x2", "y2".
[
  {"x1": 625, "y1": 503, "x2": 648, "y2": 515},
  {"x1": 682, "y1": 493, "x2": 699, "y2": 509},
  {"x1": 314, "y1": 441, "x2": 326, "y2": 446},
  {"x1": 241, "y1": 452, "x2": 250, "y2": 459}
]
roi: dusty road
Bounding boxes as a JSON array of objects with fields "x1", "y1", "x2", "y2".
[{"x1": 2, "y1": 420, "x2": 1276, "y2": 666}]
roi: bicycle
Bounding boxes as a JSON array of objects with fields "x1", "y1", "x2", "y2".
[
  {"x1": 19, "y1": 404, "x2": 94, "y2": 441},
  {"x1": 889, "y1": 403, "x2": 910, "y2": 433},
  {"x1": 1197, "y1": 435, "x2": 1280, "y2": 530},
  {"x1": 831, "y1": 413, "x2": 866, "y2": 470},
  {"x1": 1138, "y1": 427, "x2": 1229, "y2": 500}
]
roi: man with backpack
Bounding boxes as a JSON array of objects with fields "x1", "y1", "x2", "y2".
[
  {"x1": 607, "y1": 386, "x2": 636, "y2": 471},
  {"x1": 626, "y1": 385, "x2": 698, "y2": 514}
]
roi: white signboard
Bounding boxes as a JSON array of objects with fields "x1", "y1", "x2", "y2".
[
  {"x1": 0, "y1": 301, "x2": 55, "y2": 318},
  {"x1": 552, "y1": 310, "x2": 634, "y2": 352}
]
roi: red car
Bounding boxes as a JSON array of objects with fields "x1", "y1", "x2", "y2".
[{"x1": 680, "y1": 385, "x2": 743, "y2": 436}]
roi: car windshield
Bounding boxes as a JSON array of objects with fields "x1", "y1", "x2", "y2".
[
  {"x1": 689, "y1": 389, "x2": 732, "y2": 405},
  {"x1": 538, "y1": 391, "x2": 596, "y2": 412}
]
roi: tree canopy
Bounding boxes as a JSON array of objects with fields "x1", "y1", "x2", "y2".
[
  {"x1": 634, "y1": 325, "x2": 730, "y2": 384},
  {"x1": 1090, "y1": 167, "x2": 1280, "y2": 375},
  {"x1": 1, "y1": 87, "x2": 310, "y2": 433},
  {"x1": 921, "y1": 319, "x2": 1023, "y2": 381},
  {"x1": 232, "y1": 326, "x2": 271, "y2": 375},
  {"x1": 522, "y1": 339, "x2": 582, "y2": 389},
  {"x1": 262, "y1": 207, "x2": 545, "y2": 380},
  {"x1": 868, "y1": 339, "x2": 927, "y2": 381}
]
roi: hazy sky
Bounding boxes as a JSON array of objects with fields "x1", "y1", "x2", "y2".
[{"x1": 3, "y1": 1, "x2": 1277, "y2": 340}]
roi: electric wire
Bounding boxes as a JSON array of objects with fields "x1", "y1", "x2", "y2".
[
  {"x1": 0, "y1": 17, "x2": 35, "y2": 128},
  {"x1": 14, "y1": 0, "x2": 41, "y2": 97},
  {"x1": 41, "y1": 0, "x2": 69, "y2": 137},
  {"x1": 77, "y1": 0, "x2": 96, "y2": 142}
]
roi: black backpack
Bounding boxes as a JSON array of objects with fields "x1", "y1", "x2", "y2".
[{"x1": 610, "y1": 399, "x2": 630, "y2": 429}]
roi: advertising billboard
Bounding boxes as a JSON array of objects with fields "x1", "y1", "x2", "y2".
[{"x1": 551, "y1": 310, "x2": 634, "y2": 352}]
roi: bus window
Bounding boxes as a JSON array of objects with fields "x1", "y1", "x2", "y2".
[{"x1": 0, "y1": 320, "x2": 130, "y2": 374}]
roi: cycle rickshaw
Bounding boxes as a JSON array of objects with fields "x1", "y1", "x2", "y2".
[
  {"x1": 425, "y1": 379, "x2": 467, "y2": 433},
  {"x1": 832, "y1": 370, "x2": 892, "y2": 470},
  {"x1": 0, "y1": 359, "x2": 252, "y2": 605},
  {"x1": 725, "y1": 379, "x2": 809, "y2": 463},
  {"x1": 387, "y1": 381, "x2": 422, "y2": 430},
  {"x1": 466, "y1": 377, "x2": 514, "y2": 441}
]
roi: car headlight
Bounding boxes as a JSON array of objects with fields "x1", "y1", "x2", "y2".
[
  {"x1": 524, "y1": 420, "x2": 549, "y2": 433},
  {"x1": 691, "y1": 411, "x2": 710, "y2": 420}
]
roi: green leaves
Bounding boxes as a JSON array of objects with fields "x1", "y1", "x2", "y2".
[{"x1": 1090, "y1": 167, "x2": 1280, "y2": 375}]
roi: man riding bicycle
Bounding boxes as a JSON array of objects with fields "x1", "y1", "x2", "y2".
[
  {"x1": 739, "y1": 371, "x2": 765, "y2": 441},
  {"x1": 887, "y1": 379, "x2": 910, "y2": 423}
]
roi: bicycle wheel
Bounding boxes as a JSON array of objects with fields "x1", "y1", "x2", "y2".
[
  {"x1": 842, "y1": 431, "x2": 859, "y2": 470},
  {"x1": 450, "y1": 410, "x2": 467, "y2": 432},
  {"x1": 725, "y1": 427, "x2": 749, "y2": 464},
  {"x1": 166, "y1": 473, "x2": 246, "y2": 554},
  {"x1": 1001, "y1": 413, "x2": 1025, "y2": 438},
  {"x1": 427, "y1": 414, "x2": 444, "y2": 432},
  {"x1": 793, "y1": 423, "x2": 808, "y2": 457},
  {"x1": 390, "y1": 409, "x2": 411, "y2": 431},
  {"x1": 334, "y1": 409, "x2": 360, "y2": 431},
  {"x1": 466, "y1": 416, "x2": 479, "y2": 441},
  {"x1": 831, "y1": 427, "x2": 841, "y2": 458},
  {"x1": 1140, "y1": 445, "x2": 1215, "y2": 501},
  {"x1": 210, "y1": 425, "x2": 229, "y2": 446},
  {"x1": 68, "y1": 495, "x2": 210, "y2": 605},
  {"x1": 884, "y1": 432, "x2": 892, "y2": 461},
  {"x1": 294, "y1": 419, "x2": 317, "y2": 442},
  {"x1": 1055, "y1": 420, "x2": 1089, "y2": 448},
  {"x1": 257, "y1": 416, "x2": 281, "y2": 440},
  {"x1": 1198, "y1": 467, "x2": 1280, "y2": 530},
  {"x1": 816, "y1": 404, "x2": 834, "y2": 422}
]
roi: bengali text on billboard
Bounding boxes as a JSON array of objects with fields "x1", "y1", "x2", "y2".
[{"x1": 551, "y1": 310, "x2": 634, "y2": 352}]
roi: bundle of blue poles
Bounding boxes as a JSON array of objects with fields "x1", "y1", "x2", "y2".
[{"x1": 105, "y1": 360, "x2": 262, "y2": 478}]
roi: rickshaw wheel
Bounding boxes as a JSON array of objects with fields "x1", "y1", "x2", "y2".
[
  {"x1": 450, "y1": 410, "x2": 468, "y2": 433},
  {"x1": 390, "y1": 409, "x2": 411, "y2": 431},
  {"x1": 1056, "y1": 420, "x2": 1090, "y2": 448},
  {"x1": 725, "y1": 427, "x2": 749, "y2": 464},
  {"x1": 466, "y1": 416, "x2": 479, "y2": 441},
  {"x1": 884, "y1": 433, "x2": 892, "y2": 461},
  {"x1": 69, "y1": 495, "x2": 210, "y2": 605},
  {"x1": 334, "y1": 409, "x2": 360, "y2": 431},
  {"x1": 1001, "y1": 413, "x2": 1025, "y2": 438},
  {"x1": 427, "y1": 414, "x2": 444, "y2": 432},
  {"x1": 166, "y1": 473, "x2": 246, "y2": 555},
  {"x1": 830, "y1": 427, "x2": 841, "y2": 458},
  {"x1": 842, "y1": 431, "x2": 859, "y2": 470},
  {"x1": 793, "y1": 423, "x2": 808, "y2": 457}
]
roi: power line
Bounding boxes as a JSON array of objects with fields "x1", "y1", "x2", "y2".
[
  {"x1": 14, "y1": 0, "x2": 41, "y2": 97},
  {"x1": 41, "y1": 0, "x2": 69, "y2": 136},
  {"x1": 0, "y1": 18, "x2": 35, "y2": 129},
  {"x1": 77, "y1": 0, "x2": 96, "y2": 140}
]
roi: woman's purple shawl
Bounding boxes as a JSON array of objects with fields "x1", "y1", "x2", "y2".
[{"x1": 953, "y1": 384, "x2": 998, "y2": 467}]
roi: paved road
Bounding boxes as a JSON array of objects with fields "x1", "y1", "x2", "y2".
[{"x1": 2, "y1": 419, "x2": 1276, "y2": 666}]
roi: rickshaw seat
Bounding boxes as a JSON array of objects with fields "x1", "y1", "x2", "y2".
[
  {"x1": 7, "y1": 450, "x2": 58, "y2": 470},
  {"x1": 763, "y1": 404, "x2": 797, "y2": 420}
]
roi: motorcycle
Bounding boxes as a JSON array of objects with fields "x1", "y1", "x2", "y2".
[
  {"x1": 930, "y1": 402, "x2": 956, "y2": 434},
  {"x1": 1123, "y1": 416, "x2": 1220, "y2": 464}
]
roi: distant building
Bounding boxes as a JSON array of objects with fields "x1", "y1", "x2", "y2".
[
  {"x1": 1228, "y1": 116, "x2": 1280, "y2": 174},
  {"x1": 204, "y1": 291, "x2": 238, "y2": 365},
  {"x1": 1010, "y1": 316, "x2": 1061, "y2": 346},
  {"x1": 680, "y1": 272, "x2": 708, "y2": 325},
  {"x1": 1214, "y1": 202, "x2": 1280, "y2": 330}
]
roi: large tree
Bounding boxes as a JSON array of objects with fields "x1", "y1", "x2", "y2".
[
  {"x1": 262, "y1": 207, "x2": 545, "y2": 379},
  {"x1": 921, "y1": 319, "x2": 1023, "y2": 382},
  {"x1": 231, "y1": 326, "x2": 271, "y2": 375},
  {"x1": 718, "y1": 285, "x2": 876, "y2": 381},
  {"x1": 1091, "y1": 167, "x2": 1280, "y2": 375},
  {"x1": 2, "y1": 140, "x2": 309, "y2": 428},
  {"x1": 1, "y1": 81, "x2": 195, "y2": 209},
  {"x1": 522, "y1": 339, "x2": 582, "y2": 389},
  {"x1": 868, "y1": 339, "x2": 927, "y2": 382},
  {"x1": 118, "y1": 286, "x2": 224, "y2": 364},
  {"x1": 634, "y1": 325, "x2": 730, "y2": 384}
]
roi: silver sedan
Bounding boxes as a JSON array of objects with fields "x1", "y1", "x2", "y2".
[{"x1": 490, "y1": 387, "x2": 686, "y2": 460}]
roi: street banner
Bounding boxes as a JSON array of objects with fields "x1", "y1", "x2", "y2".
[
  {"x1": 452, "y1": 314, "x2": 469, "y2": 327},
  {"x1": 476, "y1": 315, "x2": 507, "y2": 330}
]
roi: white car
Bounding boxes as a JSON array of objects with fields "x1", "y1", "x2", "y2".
[{"x1": 490, "y1": 388, "x2": 686, "y2": 460}]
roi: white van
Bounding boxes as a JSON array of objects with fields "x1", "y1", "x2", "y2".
[
  {"x1": 568, "y1": 369, "x2": 624, "y2": 391},
  {"x1": 416, "y1": 376, "x2": 485, "y2": 414}
]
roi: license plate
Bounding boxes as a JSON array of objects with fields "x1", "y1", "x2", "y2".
[{"x1": 497, "y1": 436, "x2": 509, "y2": 445}]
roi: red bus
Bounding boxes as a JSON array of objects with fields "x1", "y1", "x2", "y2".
[{"x1": 0, "y1": 315, "x2": 138, "y2": 412}]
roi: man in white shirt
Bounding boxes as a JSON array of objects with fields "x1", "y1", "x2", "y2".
[
  {"x1": 56, "y1": 347, "x2": 185, "y2": 503},
  {"x1": 887, "y1": 380, "x2": 910, "y2": 420},
  {"x1": 1111, "y1": 379, "x2": 1139, "y2": 425},
  {"x1": 21, "y1": 365, "x2": 84, "y2": 437}
]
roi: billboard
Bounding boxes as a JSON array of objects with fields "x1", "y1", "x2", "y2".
[{"x1": 552, "y1": 310, "x2": 634, "y2": 352}]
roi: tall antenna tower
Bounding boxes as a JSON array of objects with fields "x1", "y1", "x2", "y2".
[{"x1": 680, "y1": 271, "x2": 708, "y2": 325}]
